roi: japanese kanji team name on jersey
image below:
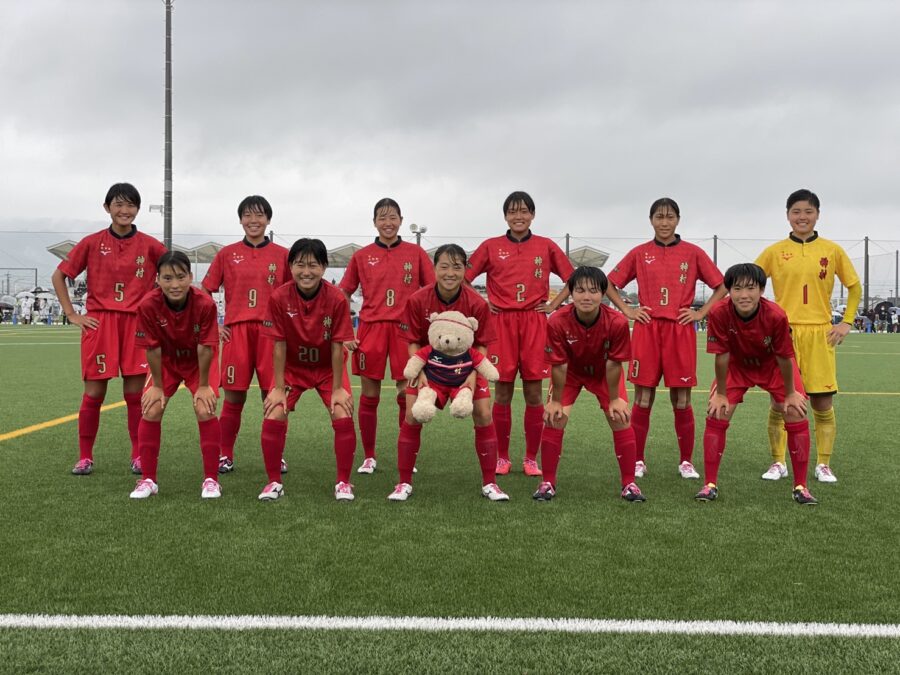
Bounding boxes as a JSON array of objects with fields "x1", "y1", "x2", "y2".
[
  {"x1": 706, "y1": 297, "x2": 794, "y2": 371},
  {"x1": 401, "y1": 285, "x2": 497, "y2": 347},
  {"x1": 339, "y1": 239, "x2": 435, "y2": 322},
  {"x1": 263, "y1": 281, "x2": 354, "y2": 378},
  {"x1": 58, "y1": 226, "x2": 167, "y2": 313},
  {"x1": 135, "y1": 287, "x2": 219, "y2": 358},
  {"x1": 607, "y1": 236, "x2": 723, "y2": 321},
  {"x1": 202, "y1": 238, "x2": 290, "y2": 326},
  {"x1": 545, "y1": 304, "x2": 631, "y2": 379},
  {"x1": 465, "y1": 232, "x2": 575, "y2": 310},
  {"x1": 755, "y1": 233, "x2": 860, "y2": 325}
]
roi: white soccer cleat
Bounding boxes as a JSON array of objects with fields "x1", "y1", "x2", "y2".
[
  {"x1": 678, "y1": 461, "x2": 700, "y2": 479},
  {"x1": 201, "y1": 477, "x2": 222, "y2": 499},
  {"x1": 634, "y1": 461, "x2": 647, "y2": 478},
  {"x1": 814, "y1": 464, "x2": 838, "y2": 483},
  {"x1": 762, "y1": 462, "x2": 788, "y2": 481},
  {"x1": 388, "y1": 482, "x2": 413, "y2": 501},
  {"x1": 334, "y1": 481, "x2": 355, "y2": 501},
  {"x1": 130, "y1": 478, "x2": 158, "y2": 499},
  {"x1": 258, "y1": 481, "x2": 284, "y2": 501},
  {"x1": 481, "y1": 483, "x2": 510, "y2": 502},
  {"x1": 357, "y1": 457, "x2": 377, "y2": 474}
]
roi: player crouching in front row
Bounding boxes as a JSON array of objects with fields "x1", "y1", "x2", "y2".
[
  {"x1": 258, "y1": 238, "x2": 357, "y2": 502},
  {"x1": 130, "y1": 251, "x2": 223, "y2": 499},
  {"x1": 535, "y1": 266, "x2": 646, "y2": 503},
  {"x1": 698, "y1": 263, "x2": 817, "y2": 505}
]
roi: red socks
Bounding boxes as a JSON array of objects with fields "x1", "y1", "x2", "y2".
[
  {"x1": 702, "y1": 417, "x2": 729, "y2": 485},
  {"x1": 124, "y1": 393, "x2": 141, "y2": 460},
  {"x1": 396, "y1": 393, "x2": 406, "y2": 428},
  {"x1": 493, "y1": 402, "x2": 512, "y2": 461},
  {"x1": 674, "y1": 406, "x2": 695, "y2": 464},
  {"x1": 474, "y1": 424, "x2": 499, "y2": 484},
  {"x1": 358, "y1": 395, "x2": 380, "y2": 459},
  {"x1": 397, "y1": 421, "x2": 422, "y2": 484},
  {"x1": 785, "y1": 420, "x2": 811, "y2": 488},
  {"x1": 613, "y1": 428, "x2": 637, "y2": 486},
  {"x1": 198, "y1": 418, "x2": 221, "y2": 480},
  {"x1": 78, "y1": 394, "x2": 103, "y2": 461},
  {"x1": 261, "y1": 418, "x2": 287, "y2": 482},
  {"x1": 138, "y1": 418, "x2": 161, "y2": 482},
  {"x1": 539, "y1": 427, "x2": 564, "y2": 486},
  {"x1": 332, "y1": 417, "x2": 356, "y2": 483},
  {"x1": 524, "y1": 404, "x2": 544, "y2": 462},
  {"x1": 630, "y1": 404, "x2": 651, "y2": 463},
  {"x1": 218, "y1": 400, "x2": 244, "y2": 461}
]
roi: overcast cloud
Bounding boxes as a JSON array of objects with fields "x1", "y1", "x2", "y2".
[{"x1": 2, "y1": 0, "x2": 900, "y2": 259}]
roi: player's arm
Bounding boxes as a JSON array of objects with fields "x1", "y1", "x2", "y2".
[
  {"x1": 605, "y1": 359, "x2": 630, "y2": 424},
  {"x1": 141, "y1": 347, "x2": 166, "y2": 415},
  {"x1": 263, "y1": 341, "x2": 288, "y2": 416},
  {"x1": 605, "y1": 283, "x2": 650, "y2": 324},
  {"x1": 193, "y1": 344, "x2": 217, "y2": 415},
  {"x1": 51, "y1": 269, "x2": 98, "y2": 331},
  {"x1": 777, "y1": 355, "x2": 807, "y2": 418},
  {"x1": 540, "y1": 286, "x2": 570, "y2": 313},
  {"x1": 707, "y1": 353, "x2": 731, "y2": 420},
  {"x1": 829, "y1": 281, "x2": 861, "y2": 345},
  {"x1": 678, "y1": 284, "x2": 727, "y2": 325},
  {"x1": 543, "y1": 363, "x2": 567, "y2": 428},
  {"x1": 329, "y1": 341, "x2": 353, "y2": 416}
]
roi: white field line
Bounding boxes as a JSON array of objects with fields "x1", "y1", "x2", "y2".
[{"x1": 0, "y1": 614, "x2": 898, "y2": 639}]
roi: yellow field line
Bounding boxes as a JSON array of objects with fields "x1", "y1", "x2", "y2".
[{"x1": 0, "y1": 401, "x2": 126, "y2": 443}]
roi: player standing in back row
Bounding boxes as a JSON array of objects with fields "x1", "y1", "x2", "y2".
[
  {"x1": 202, "y1": 196, "x2": 291, "y2": 474},
  {"x1": 465, "y1": 192, "x2": 574, "y2": 477},
  {"x1": 605, "y1": 198, "x2": 726, "y2": 480},
  {"x1": 339, "y1": 198, "x2": 434, "y2": 475},
  {"x1": 51, "y1": 183, "x2": 167, "y2": 476}
]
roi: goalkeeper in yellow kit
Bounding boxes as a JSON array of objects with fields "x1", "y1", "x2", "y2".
[{"x1": 755, "y1": 189, "x2": 861, "y2": 484}]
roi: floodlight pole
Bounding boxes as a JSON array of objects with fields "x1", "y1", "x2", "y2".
[{"x1": 163, "y1": 0, "x2": 174, "y2": 250}]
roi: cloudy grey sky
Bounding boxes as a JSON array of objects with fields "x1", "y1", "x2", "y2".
[{"x1": 2, "y1": 0, "x2": 899, "y2": 277}]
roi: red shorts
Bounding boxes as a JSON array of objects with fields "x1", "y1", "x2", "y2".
[
  {"x1": 711, "y1": 358, "x2": 806, "y2": 405},
  {"x1": 405, "y1": 374, "x2": 491, "y2": 408},
  {"x1": 352, "y1": 320, "x2": 408, "y2": 381},
  {"x1": 285, "y1": 367, "x2": 353, "y2": 412},
  {"x1": 489, "y1": 311, "x2": 550, "y2": 382},
  {"x1": 221, "y1": 321, "x2": 275, "y2": 392},
  {"x1": 628, "y1": 319, "x2": 697, "y2": 388},
  {"x1": 81, "y1": 311, "x2": 147, "y2": 380},
  {"x1": 146, "y1": 354, "x2": 221, "y2": 398},
  {"x1": 554, "y1": 366, "x2": 629, "y2": 409}
]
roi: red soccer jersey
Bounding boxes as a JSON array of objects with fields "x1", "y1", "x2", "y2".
[
  {"x1": 545, "y1": 304, "x2": 631, "y2": 380},
  {"x1": 706, "y1": 297, "x2": 795, "y2": 371},
  {"x1": 135, "y1": 286, "x2": 219, "y2": 359},
  {"x1": 262, "y1": 281, "x2": 354, "y2": 379},
  {"x1": 57, "y1": 227, "x2": 167, "y2": 313},
  {"x1": 339, "y1": 238, "x2": 435, "y2": 322},
  {"x1": 401, "y1": 285, "x2": 497, "y2": 348},
  {"x1": 202, "y1": 238, "x2": 290, "y2": 326},
  {"x1": 607, "y1": 236, "x2": 723, "y2": 321},
  {"x1": 465, "y1": 232, "x2": 575, "y2": 311}
]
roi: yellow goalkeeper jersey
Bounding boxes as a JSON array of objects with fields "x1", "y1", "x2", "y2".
[{"x1": 755, "y1": 232, "x2": 860, "y2": 325}]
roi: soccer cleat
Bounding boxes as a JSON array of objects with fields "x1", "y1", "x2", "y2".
[
  {"x1": 258, "y1": 481, "x2": 284, "y2": 501},
  {"x1": 792, "y1": 485, "x2": 818, "y2": 505},
  {"x1": 130, "y1": 457, "x2": 143, "y2": 475},
  {"x1": 678, "y1": 461, "x2": 700, "y2": 479},
  {"x1": 762, "y1": 462, "x2": 788, "y2": 481},
  {"x1": 280, "y1": 458, "x2": 289, "y2": 474},
  {"x1": 357, "y1": 457, "x2": 377, "y2": 474},
  {"x1": 634, "y1": 460, "x2": 647, "y2": 478},
  {"x1": 218, "y1": 456, "x2": 234, "y2": 474},
  {"x1": 481, "y1": 483, "x2": 510, "y2": 501},
  {"x1": 334, "y1": 481, "x2": 355, "y2": 501},
  {"x1": 129, "y1": 478, "x2": 158, "y2": 499},
  {"x1": 621, "y1": 482, "x2": 646, "y2": 502},
  {"x1": 814, "y1": 464, "x2": 837, "y2": 483},
  {"x1": 72, "y1": 459, "x2": 94, "y2": 475},
  {"x1": 201, "y1": 478, "x2": 222, "y2": 499},
  {"x1": 495, "y1": 458, "x2": 512, "y2": 475},
  {"x1": 522, "y1": 459, "x2": 543, "y2": 477},
  {"x1": 695, "y1": 483, "x2": 718, "y2": 502},
  {"x1": 532, "y1": 481, "x2": 556, "y2": 501},
  {"x1": 388, "y1": 482, "x2": 413, "y2": 502}
]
